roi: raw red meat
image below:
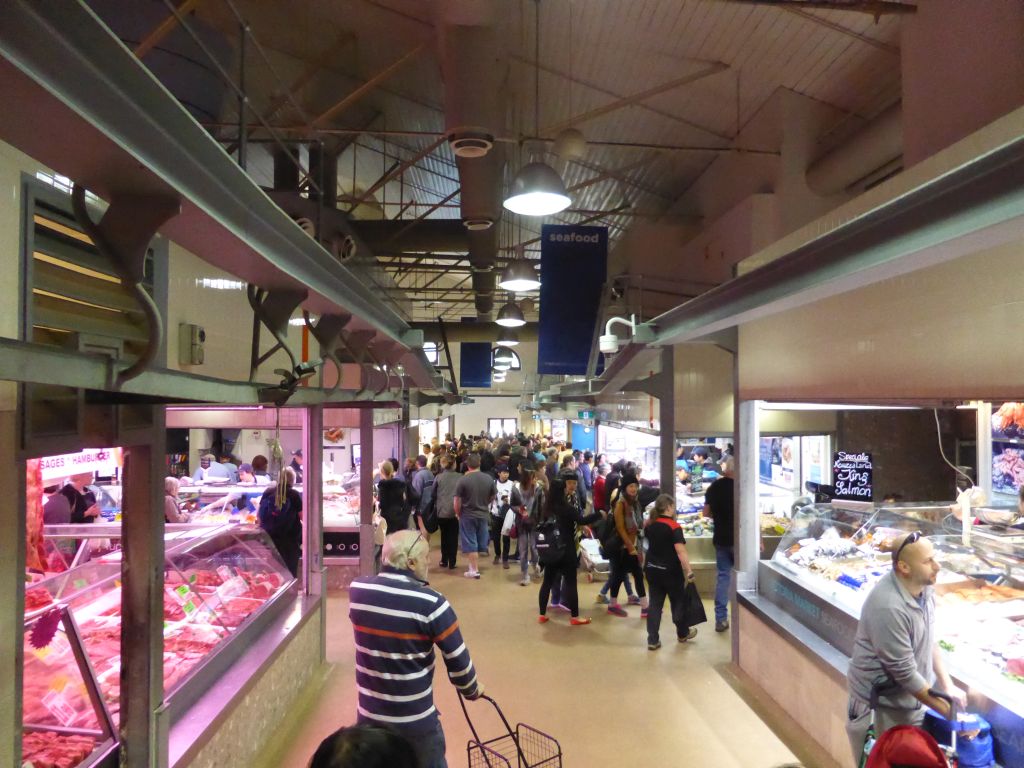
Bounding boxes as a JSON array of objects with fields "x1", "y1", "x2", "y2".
[{"x1": 22, "y1": 731, "x2": 96, "y2": 768}]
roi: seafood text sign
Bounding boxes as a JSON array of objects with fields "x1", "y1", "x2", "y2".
[{"x1": 833, "y1": 451, "x2": 873, "y2": 501}]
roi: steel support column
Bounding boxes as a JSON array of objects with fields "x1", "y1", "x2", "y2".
[
  {"x1": 119, "y1": 409, "x2": 167, "y2": 766},
  {"x1": 658, "y1": 347, "x2": 676, "y2": 501},
  {"x1": 304, "y1": 404, "x2": 326, "y2": 664},
  {"x1": 0, "y1": 409, "x2": 25, "y2": 768},
  {"x1": 304, "y1": 404, "x2": 324, "y2": 597},
  {"x1": 358, "y1": 408, "x2": 375, "y2": 576},
  {"x1": 736, "y1": 399, "x2": 759, "y2": 595}
]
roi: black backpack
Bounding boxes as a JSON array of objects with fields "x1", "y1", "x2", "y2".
[
  {"x1": 534, "y1": 516, "x2": 566, "y2": 565},
  {"x1": 597, "y1": 503, "x2": 623, "y2": 558},
  {"x1": 419, "y1": 478, "x2": 439, "y2": 534}
]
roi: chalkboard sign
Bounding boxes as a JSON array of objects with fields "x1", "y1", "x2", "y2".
[{"x1": 833, "y1": 451, "x2": 873, "y2": 501}]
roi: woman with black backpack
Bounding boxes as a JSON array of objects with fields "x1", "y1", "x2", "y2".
[
  {"x1": 536, "y1": 478, "x2": 604, "y2": 625},
  {"x1": 258, "y1": 467, "x2": 302, "y2": 577}
]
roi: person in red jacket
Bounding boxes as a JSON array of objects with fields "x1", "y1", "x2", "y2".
[{"x1": 592, "y1": 463, "x2": 610, "y2": 512}]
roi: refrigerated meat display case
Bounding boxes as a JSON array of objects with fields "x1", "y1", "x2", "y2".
[
  {"x1": 24, "y1": 525, "x2": 298, "y2": 733},
  {"x1": 22, "y1": 607, "x2": 117, "y2": 768}
]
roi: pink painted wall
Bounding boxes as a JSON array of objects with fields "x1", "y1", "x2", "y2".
[{"x1": 901, "y1": 0, "x2": 1024, "y2": 167}]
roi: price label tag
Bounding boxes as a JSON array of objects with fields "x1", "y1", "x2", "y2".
[
  {"x1": 33, "y1": 635, "x2": 71, "y2": 665},
  {"x1": 181, "y1": 599, "x2": 197, "y2": 619},
  {"x1": 216, "y1": 576, "x2": 248, "y2": 601},
  {"x1": 216, "y1": 565, "x2": 234, "y2": 582},
  {"x1": 42, "y1": 688, "x2": 76, "y2": 726}
]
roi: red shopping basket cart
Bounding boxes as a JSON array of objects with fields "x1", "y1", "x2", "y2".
[{"x1": 458, "y1": 693, "x2": 562, "y2": 768}]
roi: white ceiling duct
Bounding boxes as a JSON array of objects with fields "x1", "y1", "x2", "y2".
[{"x1": 435, "y1": 1, "x2": 509, "y2": 320}]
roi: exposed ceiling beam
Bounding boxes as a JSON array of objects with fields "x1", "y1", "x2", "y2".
[
  {"x1": 782, "y1": 7, "x2": 901, "y2": 55},
  {"x1": 542, "y1": 62, "x2": 730, "y2": 136},
  {"x1": 385, "y1": 189, "x2": 461, "y2": 244},
  {"x1": 312, "y1": 42, "x2": 426, "y2": 127},
  {"x1": 134, "y1": 0, "x2": 206, "y2": 59},
  {"x1": 348, "y1": 135, "x2": 448, "y2": 210},
  {"x1": 229, "y1": 28, "x2": 356, "y2": 155},
  {"x1": 511, "y1": 54, "x2": 733, "y2": 143}
]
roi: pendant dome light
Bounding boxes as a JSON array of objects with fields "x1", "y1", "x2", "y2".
[
  {"x1": 498, "y1": 246, "x2": 541, "y2": 292},
  {"x1": 495, "y1": 300, "x2": 526, "y2": 328},
  {"x1": 495, "y1": 328, "x2": 520, "y2": 347},
  {"x1": 491, "y1": 371, "x2": 507, "y2": 383},
  {"x1": 492, "y1": 360, "x2": 511, "y2": 372},
  {"x1": 502, "y1": 0, "x2": 570, "y2": 217},
  {"x1": 493, "y1": 346, "x2": 516, "y2": 366}
]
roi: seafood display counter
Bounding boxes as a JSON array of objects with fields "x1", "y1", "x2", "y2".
[
  {"x1": 753, "y1": 502, "x2": 1024, "y2": 766},
  {"x1": 24, "y1": 525, "x2": 299, "y2": 765}
]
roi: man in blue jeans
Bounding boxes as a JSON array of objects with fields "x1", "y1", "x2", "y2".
[
  {"x1": 702, "y1": 459, "x2": 734, "y2": 632},
  {"x1": 453, "y1": 453, "x2": 496, "y2": 578}
]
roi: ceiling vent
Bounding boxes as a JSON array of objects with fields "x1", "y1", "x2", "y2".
[
  {"x1": 463, "y1": 218, "x2": 493, "y2": 231},
  {"x1": 448, "y1": 132, "x2": 494, "y2": 158}
]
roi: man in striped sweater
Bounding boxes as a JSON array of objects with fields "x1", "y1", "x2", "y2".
[{"x1": 350, "y1": 529, "x2": 484, "y2": 768}]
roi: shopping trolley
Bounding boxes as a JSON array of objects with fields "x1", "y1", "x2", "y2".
[{"x1": 458, "y1": 693, "x2": 562, "y2": 768}]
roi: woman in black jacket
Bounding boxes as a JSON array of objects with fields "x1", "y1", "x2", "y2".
[
  {"x1": 258, "y1": 467, "x2": 302, "y2": 577},
  {"x1": 377, "y1": 460, "x2": 409, "y2": 535},
  {"x1": 537, "y1": 479, "x2": 604, "y2": 625}
]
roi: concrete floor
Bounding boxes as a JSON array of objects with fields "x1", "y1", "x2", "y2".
[{"x1": 256, "y1": 553, "x2": 838, "y2": 768}]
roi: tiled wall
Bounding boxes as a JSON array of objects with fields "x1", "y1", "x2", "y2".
[
  {"x1": 737, "y1": 605, "x2": 853, "y2": 768},
  {"x1": 181, "y1": 604, "x2": 324, "y2": 768}
]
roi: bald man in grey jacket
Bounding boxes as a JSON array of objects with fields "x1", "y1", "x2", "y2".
[{"x1": 846, "y1": 533, "x2": 964, "y2": 764}]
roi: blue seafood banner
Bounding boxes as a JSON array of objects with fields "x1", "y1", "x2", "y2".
[
  {"x1": 460, "y1": 342, "x2": 493, "y2": 388},
  {"x1": 538, "y1": 225, "x2": 607, "y2": 375}
]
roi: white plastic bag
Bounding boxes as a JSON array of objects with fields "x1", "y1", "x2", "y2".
[
  {"x1": 501, "y1": 508, "x2": 516, "y2": 536},
  {"x1": 372, "y1": 510, "x2": 387, "y2": 546}
]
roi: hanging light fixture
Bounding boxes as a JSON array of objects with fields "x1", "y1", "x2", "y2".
[
  {"x1": 502, "y1": 0, "x2": 570, "y2": 217},
  {"x1": 498, "y1": 247, "x2": 541, "y2": 292},
  {"x1": 494, "y1": 347, "x2": 515, "y2": 366},
  {"x1": 492, "y1": 371, "x2": 507, "y2": 383},
  {"x1": 492, "y1": 360, "x2": 511, "y2": 372},
  {"x1": 495, "y1": 328, "x2": 520, "y2": 347},
  {"x1": 495, "y1": 300, "x2": 526, "y2": 328}
]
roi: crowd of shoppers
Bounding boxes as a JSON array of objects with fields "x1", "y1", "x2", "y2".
[
  {"x1": 367, "y1": 431, "x2": 706, "y2": 633},
  {"x1": 330, "y1": 430, "x2": 719, "y2": 768}
]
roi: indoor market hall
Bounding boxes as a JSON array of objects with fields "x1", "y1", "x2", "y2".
[{"x1": 4, "y1": 1, "x2": 1024, "y2": 767}]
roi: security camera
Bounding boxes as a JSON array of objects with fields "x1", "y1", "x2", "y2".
[{"x1": 599, "y1": 334, "x2": 619, "y2": 355}]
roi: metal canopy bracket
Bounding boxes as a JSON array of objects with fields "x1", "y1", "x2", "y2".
[
  {"x1": 71, "y1": 184, "x2": 180, "y2": 388},
  {"x1": 247, "y1": 285, "x2": 307, "y2": 380},
  {"x1": 306, "y1": 312, "x2": 352, "y2": 393}
]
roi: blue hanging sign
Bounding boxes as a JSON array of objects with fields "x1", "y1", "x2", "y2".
[
  {"x1": 460, "y1": 342, "x2": 493, "y2": 388},
  {"x1": 538, "y1": 225, "x2": 607, "y2": 375}
]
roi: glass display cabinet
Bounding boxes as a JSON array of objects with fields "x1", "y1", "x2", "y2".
[
  {"x1": 759, "y1": 502, "x2": 1024, "y2": 762},
  {"x1": 25, "y1": 526, "x2": 298, "y2": 732},
  {"x1": 22, "y1": 607, "x2": 117, "y2": 768}
]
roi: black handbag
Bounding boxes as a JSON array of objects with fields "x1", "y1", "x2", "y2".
[{"x1": 680, "y1": 581, "x2": 707, "y2": 627}]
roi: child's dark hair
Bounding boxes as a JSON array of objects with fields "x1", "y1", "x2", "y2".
[{"x1": 309, "y1": 724, "x2": 417, "y2": 768}]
